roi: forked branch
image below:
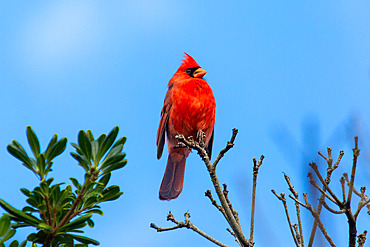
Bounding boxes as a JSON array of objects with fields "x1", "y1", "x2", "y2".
[
  {"x1": 150, "y1": 212, "x2": 227, "y2": 247},
  {"x1": 152, "y1": 129, "x2": 258, "y2": 247}
]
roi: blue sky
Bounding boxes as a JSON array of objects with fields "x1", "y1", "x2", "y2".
[{"x1": 1, "y1": 1, "x2": 370, "y2": 246}]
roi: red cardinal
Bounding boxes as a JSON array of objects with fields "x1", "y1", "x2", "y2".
[{"x1": 156, "y1": 53, "x2": 216, "y2": 200}]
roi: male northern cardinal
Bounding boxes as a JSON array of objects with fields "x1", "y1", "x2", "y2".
[{"x1": 156, "y1": 53, "x2": 216, "y2": 200}]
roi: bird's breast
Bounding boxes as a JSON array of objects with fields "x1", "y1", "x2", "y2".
[{"x1": 168, "y1": 79, "x2": 216, "y2": 141}]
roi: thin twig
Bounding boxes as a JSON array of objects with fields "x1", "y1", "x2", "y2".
[
  {"x1": 290, "y1": 194, "x2": 336, "y2": 247},
  {"x1": 212, "y1": 128, "x2": 238, "y2": 169},
  {"x1": 227, "y1": 228, "x2": 242, "y2": 246},
  {"x1": 223, "y1": 184, "x2": 240, "y2": 226},
  {"x1": 293, "y1": 224, "x2": 301, "y2": 246},
  {"x1": 283, "y1": 174, "x2": 304, "y2": 246},
  {"x1": 271, "y1": 190, "x2": 299, "y2": 247},
  {"x1": 150, "y1": 212, "x2": 228, "y2": 247},
  {"x1": 340, "y1": 177, "x2": 346, "y2": 203},
  {"x1": 205, "y1": 190, "x2": 227, "y2": 219},
  {"x1": 308, "y1": 149, "x2": 343, "y2": 247},
  {"x1": 343, "y1": 173, "x2": 361, "y2": 196},
  {"x1": 250, "y1": 155, "x2": 264, "y2": 243},
  {"x1": 354, "y1": 198, "x2": 370, "y2": 219},
  {"x1": 309, "y1": 162, "x2": 343, "y2": 207},
  {"x1": 322, "y1": 200, "x2": 345, "y2": 214},
  {"x1": 347, "y1": 136, "x2": 360, "y2": 208},
  {"x1": 307, "y1": 173, "x2": 337, "y2": 205}
]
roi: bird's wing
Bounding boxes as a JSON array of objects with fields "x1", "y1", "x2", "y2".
[
  {"x1": 206, "y1": 129, "x2": 215, "y2": 160},
  {"x1": 157, "y1": 94, "x2": 172, "y2": 160}
]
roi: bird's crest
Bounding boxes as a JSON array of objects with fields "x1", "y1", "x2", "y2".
[{"x1": 178, "y1": 53, "x2": 200, "y2": 71}]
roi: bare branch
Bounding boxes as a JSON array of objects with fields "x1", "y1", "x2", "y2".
[
  {"x1": 308, "y1": 149, "x2": 343, "y2": 247},
  {"x1": 175, "y1": 130, "x2": 251, "y2": 246},
  {"x1": 347, "y1": 136, "x2": 360, "y2": 208},
  {"x1": 223, "y1": 184, "x2": 240, "y2": 226},
  {"x1": 283, "y1": 174, "x2": 304, "y2": 246},
  {"x1": 213, "y1": 128, "x2": 238, "y2": 169},
  {"x1": 309, "y1": 162, "x2": 343, "y2": 207},
  {"x1": 354, "y1": 197, "x2": 370, "y2": 219},
  {"x1": 205, "y1": 190, "x2": 227, "y2": 219},
  {"x1": 271, "y1": 190, "x2": 299, "y2": 247},
  {"x1": 340, "y1": 177, "x2": 346, "y2": 203},
  {"x1": 150, "y1": 212, "x2": 228, "y2": 247},
  {"x1": 289, "y1": 194, "x2": 336, "y2": 247},
  {"x1": 250, "y1": 155, "x2": 264, "y2": 243},
  {"x1": 322, "y1": 200, "x2": 345, "y2": 214},
  {"x1": 307, "y1": 173, "x2": 337, "y2": 205},
  {"x1": 357, "y1": 230, "x2": 367, "y2": 247},
  {"x1": 227, "y1": 228, "x2": 242, "y2": 246},
  {"x1": 293, "y1": 224, "x2": 302, "y2": 246}
]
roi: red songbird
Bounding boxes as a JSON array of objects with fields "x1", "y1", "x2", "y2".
[{"x1": 156, "y1": 53, "x2": 216, "y2": 200}]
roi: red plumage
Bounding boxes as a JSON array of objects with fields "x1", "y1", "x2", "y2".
[{"x1": 156, "y1": 53, "x2": 216, "y2": 200}]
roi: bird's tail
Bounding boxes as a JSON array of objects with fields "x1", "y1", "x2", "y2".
[{"x1": 159, "y1": 150, "x2": 188, "y2": 200}]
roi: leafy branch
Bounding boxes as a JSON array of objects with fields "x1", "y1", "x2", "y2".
[{"x1": 0, "y1": 126, "x2": 127, "y2": 246}]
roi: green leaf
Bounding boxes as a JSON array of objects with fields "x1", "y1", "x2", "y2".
[
  {"x1": 7, "y1": 143, "x2": 33, "y2": 171},
  {"x1": 97, "y1": 127, "x2": 119, "y2": 160},
  {"x1": 86, "y1": 130, "x2": 94, "y2": 141},
  {"x1": 78, "y1": 131, "x2": 92, "y2": 161},
  {"x1": 20, "y1": 188, "x2": 31, "y2": 197},
  {"x1": 70, "y1": 153, "x2": 89, "y2": 171},
  {"x1": 66, "y1": 234, "x2": 99, "y2": 245},
  {"x1": 99, "y1": 186, "x2": 123, "y2": 202},
  {"x1": 84, "y1": 197, "x2": 98, "y2": 208},
  {"x1": 36, "y1": 154, "x2": 46, "y2": 179},
  {"x1": 12, "y1": 222, "x2": 33, "y2": 229},
  {"x1": 0, "y1": 215, "x2": 11, "y2": 237},
  {"x1": 112, "y1": 136, "x2": 127, "y2": 149},
  {"x1": 75, "y1": 244, "x2": 88, "y2": 247},
  {"x1": 44, "y1": 134, "x2": 57, "y2": 159},
  {"x1": 22, "y1": 206, "x2": 38, "y2": 213},
  {"x1": 19, "y1": 240, "x2": 27, "y2": 247},
  {"x1": 26, "y1": 126, "x2": 40, "y2": 158},
  {"x1": 71, "y1": 143, "x2": 83, "y2": 155},
  {"x1": 97, "y1": 134, "x2": 106, "y2": 146},
  {"x1": 0, "y1": 199, "x2": 41, "y2": 226},
  {"x1": 98, "y1": 173, "x2": 111, "y2": 188},
  {"x1": 87, "y1": 218, "x2": 94, "y2": 228},
  {"x1": 37, "y1": 223, "x2": 52, "y2": 231},
  {"x1": 0, "y1": 229, "x2": 15, "y2": 243},
  {"x1": 85, "y1": 209, "x2": 103, "y2": 216},
  {"x1": 101, "y1": 145, "x2": 123, "y2": 164},
  {"x1": 101, "y1": 160, "x2": 127, "y2": 176},
  {"x1": 91, "y1": 141, "x2": 99, "y2": 162},
  {"x1": 59, "y1": 213, "x2": 92, "y2": 232},
  {"x1": 69, "y1": 178, "x2": 82, "y2": 190},
  {"x1": 39, "y1": 179, "x2": 49, "y2": 195},
  {"x1": 9, "y1": 240, "x2": 19, "y2": 247},
  {"x1": 100, "y1": 153, "x2": 126, "y2": 170},
  {"x1": 47, "y1": 138, "x2": 67, "y2": 161}
]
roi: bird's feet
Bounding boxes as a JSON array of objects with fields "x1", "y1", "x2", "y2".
[{"x1": 196, "y1": 130, "x2": 206, "y2": 148}]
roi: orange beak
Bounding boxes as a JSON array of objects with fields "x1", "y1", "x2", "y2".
[{"x1": 193, "y1": 68, "x2": 207, "y2": 78}]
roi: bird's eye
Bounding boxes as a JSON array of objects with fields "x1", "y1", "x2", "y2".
[{"x1": 185, "y1": 67, "x2": 200, "y2": 77}]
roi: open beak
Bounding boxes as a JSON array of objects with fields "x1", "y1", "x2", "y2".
[{"x1": 193, "y1": 68, "x2": 207, "y2": 78}]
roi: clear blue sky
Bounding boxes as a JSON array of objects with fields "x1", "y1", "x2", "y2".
[{"x1": 1, "y1": 1, "x2": 370, "y2": 246}]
